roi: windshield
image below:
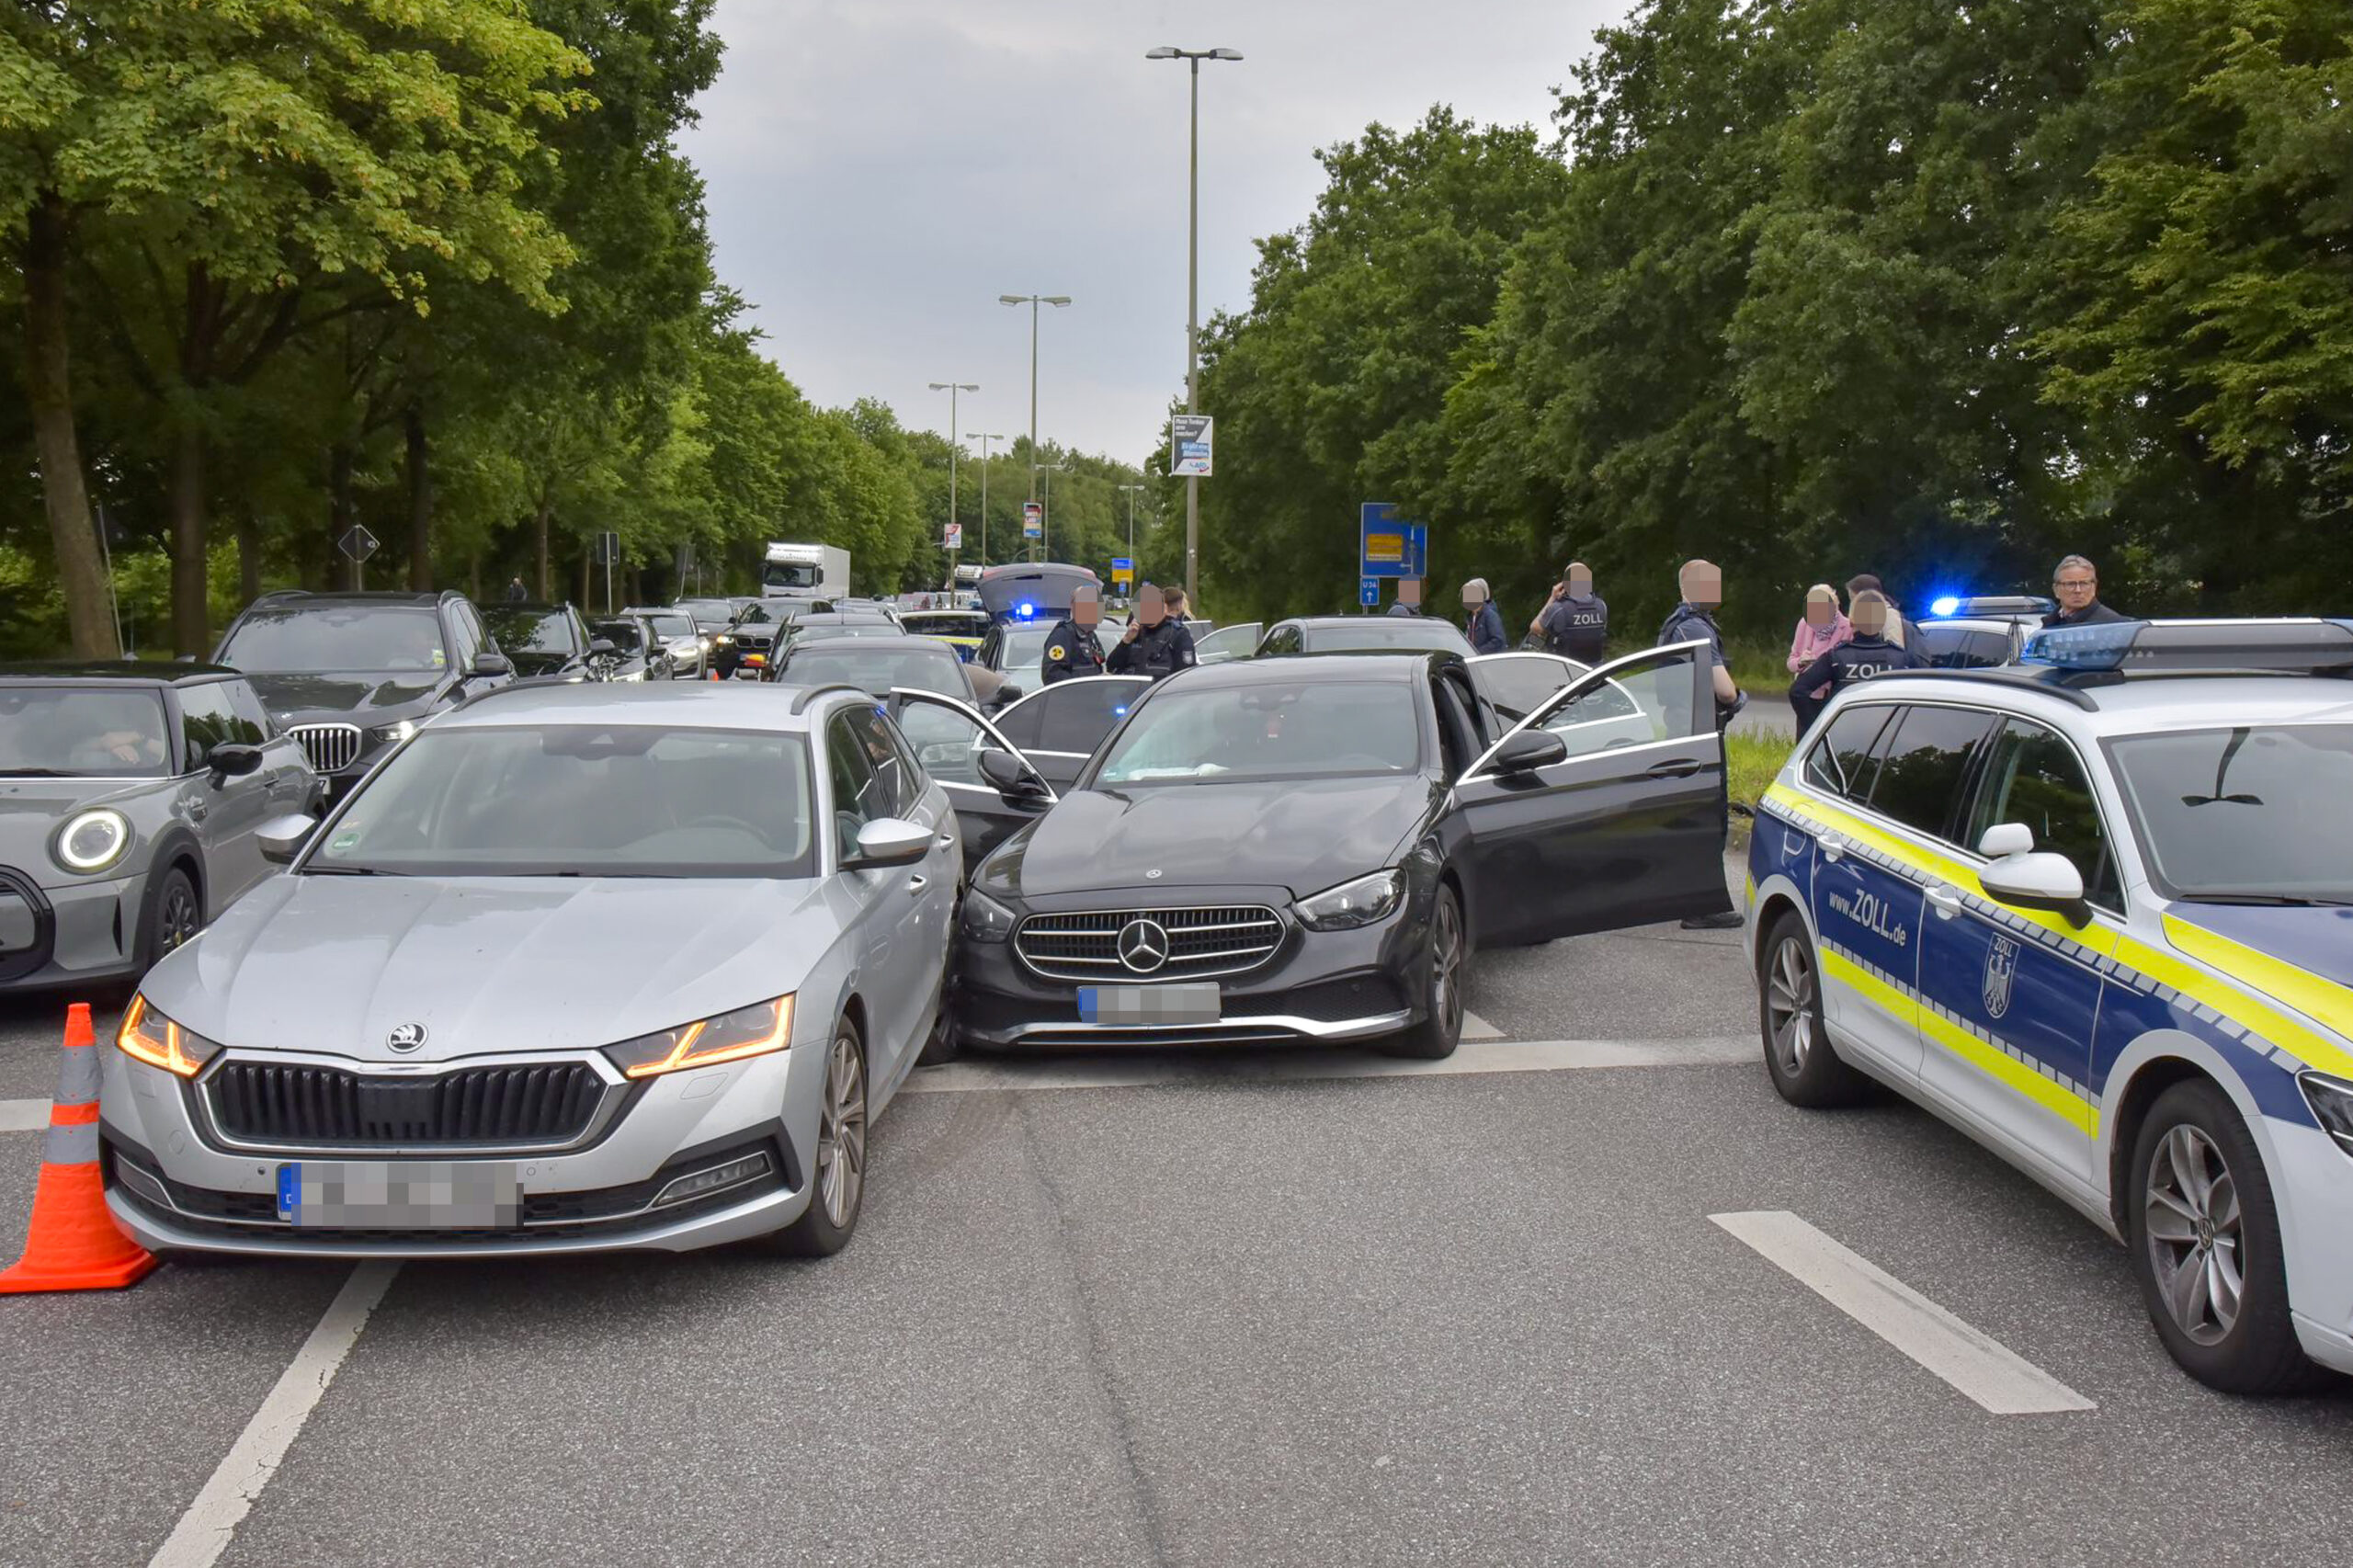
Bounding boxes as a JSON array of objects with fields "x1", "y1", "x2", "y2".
[
  {"x1": 642, "y1": 613, "x2": 693, "y2": 641},
  {"x1": 779, "y1": 646, "x2": 964, "y2": 699},
  {"x1": 1301, "y1": 620, "x2": 1472, "y2": 655},
  {"x1": 903, "y1": 613, "x2": 985, "y2": 638},
  {"x1": 0, "y1": 687, "x2": 173, "y2": 777},
  {"x1": 312, "y1": 725, "x2": 815, "y2": 878},
  {"x1": 676, "y1": 600, "x2": 735, "y2": 625},
  {"x1": 1093, "y1": 679, "x2": 1422, "y2": 784},
  {"x1": 997, "y1": 623, "x2": 1053, "y2": 669},
  {"x1": 762, "y1": 560, "x2": 822, "y2": 590},
  {"x1": 483, "y1": 608, "x2": 578, "y2": 656},
  {"x1": 219, "y1": 604, "x2": 447, "y2": 673},
  {"x1": 2107, "y1": 724, "x2": 2353, "y2": 904},
  {"x1": 593, "y1": 621, "x2": 645, "y2": 653}
]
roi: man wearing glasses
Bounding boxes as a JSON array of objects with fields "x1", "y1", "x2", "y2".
[{"x1": 2043, "y1": 554, "x2": 2129, "y2": 628}]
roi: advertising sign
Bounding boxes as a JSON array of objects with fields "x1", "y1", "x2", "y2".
[
  {"x1": 1022, "y1": 501, "x2": 1043, "y2": 539},
  {"x1": 943, "y1": 523, "x2": 962, "y2": 551},
  {"x1": 1171, "y1": 415, "x2": 1214, "y2": 478}
]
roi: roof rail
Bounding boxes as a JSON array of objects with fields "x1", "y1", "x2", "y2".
[
  {"x1": 1874, "y1": 667, "x2": 2101, "y2": 710},
  {"x1": 787, "y1": 682, "x2": 869, "y2": 716}
]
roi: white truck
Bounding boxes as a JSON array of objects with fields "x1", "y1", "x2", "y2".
[{"x1": 761, "y1": 542, "x2": 850, "y2": 600}]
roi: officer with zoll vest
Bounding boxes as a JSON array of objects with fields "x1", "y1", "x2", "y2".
[
  {"x1": 1108, "y1": 583, "x2": 1198, "y2": 681},
  {"x1": 1040, "y1": 585, "x2": 1108, "y2": 685},
  {"x1": 1532, "y1": 562, "x2": 1608, "y2": 662},
  {"x1": 1789, "y1": 589, "x2": 1922, "y2": 734}
]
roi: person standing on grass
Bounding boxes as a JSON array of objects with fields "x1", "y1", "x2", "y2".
[{"x1": 1659, "y1": 560, "x2": 1745, "y2": 929}]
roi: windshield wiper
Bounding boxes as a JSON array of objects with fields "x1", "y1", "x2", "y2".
[
  {"x1": 301, "y1": 864, "x2": 401, "y2": 877},
  {"x1": 2177, "y1": 892, "x2": 2353, "y2": 908}
]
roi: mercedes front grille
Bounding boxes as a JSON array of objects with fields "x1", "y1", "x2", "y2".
[
  {"x1": 1016, "y1": 905, "x2": 1283, "y2": 983},
  {"x1": 288, "y1": 722, "x2": 362, "y2": 774}
]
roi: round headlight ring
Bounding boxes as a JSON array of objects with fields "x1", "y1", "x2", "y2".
[{"x1": 56, "y1": 808, "x2": 131, "y2": 873}]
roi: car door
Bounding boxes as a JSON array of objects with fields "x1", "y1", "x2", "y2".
[
  {"x1": 224, "y1": 677, "x2": 316, "y2": 819},
  {"x1": 1449, "y1": 642, "x2": 1730, "y2": 947},
  {"x1": 1790, "y1": 703, "x2": 1923, "y2": 1073},
  {"x1": 171, "y1": 681, "x2": 277, "y2": 903},
  {"x1": 989, "y1": 677, "x2": 1150, "y2": 792},
  {"x1": 1193, "y1": 623, "x2": 1261, "y2": 665},
  {"x1": 1465, "y1": 652, "x2": 1594, "y2": 728},
  {"x1": 821, "y1": 710, "x2": 919, "y2": 1082},
  {"x1": 1915, "y1": 714, "x2": 2121, "y2": 1179},
  {"x1": 884, "y1": 689, "x2": 1056, "y2": 863},
  {"x1": 842, "y1": 706, "x2": 955, "y2": 1081}
]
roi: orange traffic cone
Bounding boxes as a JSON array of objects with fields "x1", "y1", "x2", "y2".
[{"x1": 0, "y1": 1003, "x2": 159, "y2": 1293}]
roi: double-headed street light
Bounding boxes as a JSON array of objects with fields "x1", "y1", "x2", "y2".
[
  {"x1": 927, "y1": 381, "x2": 978, "y2": 585},
  {"x1": 967, "y1": 431, "x2": 1006, "y2": 568},
  {"x1": 1146, "y1": 45, "x2": 1242, "y2": 605},
  {"x1": 997, "y1": 293, "x2": 1072, "y2": 539}
]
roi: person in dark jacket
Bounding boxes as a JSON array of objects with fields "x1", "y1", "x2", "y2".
[
  {"x1": 1461, "y1": 578, "x2": 1509, "y2": 654},
  {"x1": 2043, "y1": 555, "x2": 2130, "y2": 628},
  {"x1": 1790, "y1": 590, "x2": 1922, "y2": 734},
  {"x1": 505, "y1": 576, "x2": 529, "y2": 603},
  {"x1": 1658, "y1": 559, "x2": 1746, "y2": 928},
  {"x1": 1385, "y1": 578, "x2": 1424, "y2": 617},
  {"x1": 1531, "y1": 562, "x2": 1608, "y2": 662},
  {"x1": 1108, "y1": 584, "x2": 1197, "y2": 680},
  {"x1": 1040, "y1": 585, "x2": 1108, "y2": 685}
]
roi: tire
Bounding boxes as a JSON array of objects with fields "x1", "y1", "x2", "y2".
[
  {"x1": 142, "y1": 864, "x2": 204, "y2": 971},
  {"x1": 1381, "y1": 884, "x2": 1464, "y2": 1061},
  {"x1": 1756, "y1": 911, "x2": 1867, "y2": 1108},
  {"x1": 763, "y1": 1017, "x2": 870, "y2": 1258},
  {"x1": 2125, "y1": 1079, "x2": 2316, "y2": 1394},
  {"x1": 916, "y1": 970, "x2": 961, "y2": 1068}
]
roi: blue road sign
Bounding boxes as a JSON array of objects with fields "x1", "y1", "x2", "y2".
[
  {"x1": 1360, "y1": 576, "x2": 1381, "y2": 608},
  {"x1": 1358, "y1": 502, "x2": 1427, "y2": 579}
]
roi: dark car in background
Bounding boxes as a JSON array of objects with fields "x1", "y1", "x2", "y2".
[
  {"x1": 588, "y1": 616, "x2": 674, "y2": 682},
  {"x1": 210, "y1": 590, "x2": 513, "y2": 800},
  {"x1": 0, "y1": 664, "x2": 318, "y2": 991},
  {"x1": 482, "y1": 602, "x2": 608, "y2": 681},
  {"x1": 1256, "y1": 615, "x2": 1474, "y2": 659},
  {"x1": 767, "y1": 633, "x2": 976, "y2": 702}
]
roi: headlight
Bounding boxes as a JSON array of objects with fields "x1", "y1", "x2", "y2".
[
  {"x1": 601, "y1": 996, "x2": 793, "y2": 1080},
  {"x1": 117, "y1": 994, "x2": 222, "y2": 1078},
  {"x1": 961, "y1": 891, "x2": 1017, "y2": 943},
  {"x1": 369, "y1": 719, "x2": 417, "y2": 746},
  {"x1": 714, "y1": 634, "x2": 734, "y2": 645},
  {"x1": 1297, "y1": 869, "x2": 1405, "y2": 931},
  {"x1": 53, "y1": 808, "x2": 131, "y2": 874},
  {"x1": 2302, "y1": 1072, "x2": 2353, "y2": 1156}
]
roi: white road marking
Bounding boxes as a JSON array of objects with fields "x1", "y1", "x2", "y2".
[
  {"x1": 1711, "y1": 1210, "x2": 2094, "y2": 1415},
  {"x1": 0, "y1": 1098, "x2": 48, "y2": 1133},
  {"x1": 1460, "y1": 1011, "x2": 1504, "y2": 1040},
  {"x1": 906, "y1": 1035, "x2": 1753, "y2": 1095},
  {"x1": 148, "y1": 1262, "x2": 402, "y2": 1568}
]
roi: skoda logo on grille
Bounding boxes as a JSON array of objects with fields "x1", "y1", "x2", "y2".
[
  {"x1": 1116, "y1": 918, "x2": 1171, "y2": 974},
  {"x1": 386, "y1": 1022, "x2": 428, "y2": 1054}
]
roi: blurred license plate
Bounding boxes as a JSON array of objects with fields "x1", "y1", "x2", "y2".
[
  {"x1": 1079, "y1": 984, "x2": 1220, "y2": 1025},
  {"x1": 277, "y1": 1162, "x2": 520, "y2": 1228}
]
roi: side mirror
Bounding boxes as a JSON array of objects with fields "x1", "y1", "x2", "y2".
[
  {"x1": 471, "y1": 653, "x2": 513, "y2": 679},
  {"x1": 205, "y1": 743, "x2": 264, "y2": 783},
  {"x1": 256, "y1": 814, "x2": 318, "y2": 866},
  {"x1": 587, "y1": 638, "x2": 616, "y2": 657},
  {"x1": 976, "y1": 747, "x2": 1049, "y2": 801},
  {"x1": 1980, "y1": 850, "x2": 2088, "y2": 921},
  {"x1": 1977, "y1": 822, "x2": 2033, "y2": 860},
  {"x1": 1492, "y1": 728, "x2": 1569, "y2": 775},
  {"x1": 843, "y1": 816, "x2": 931, "y2": 870}
]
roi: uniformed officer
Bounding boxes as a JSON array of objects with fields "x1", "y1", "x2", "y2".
[
  {"x1": 1659, "y1": 559, "x2": 1747, "y2": 930},
  {"x1": 1532, "y1": 562, "x2": 1608, "y2": 662},
  {"x1": 1108, "y1": 583, "x2": 1198, "y2": 681},
  {"x1": 1040, "y1": 585, "x2": 1108, "y2": 685},
  {"x1": 2043, "y1": 554, "x2": 2130, "y2": 628},
  {"x1": 1790, "y1": 589, "x2": 1921, "y2": 734}
]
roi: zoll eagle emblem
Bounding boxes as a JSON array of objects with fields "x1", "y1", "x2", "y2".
[
  {"x1": 1983, "y1": 936, "x2": 2018, "y2": 1021},
  {"x1": 387, "y1": 1022, "x2": 429, "y2": 1053}
]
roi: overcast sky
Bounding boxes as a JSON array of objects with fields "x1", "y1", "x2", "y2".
[{"x1": 679, "y1": 0, "x2": 1630, "y2": 468}]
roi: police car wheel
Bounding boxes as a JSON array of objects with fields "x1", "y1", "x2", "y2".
[
  {"x1": 1381, "y1": 884, "x2": 1463, "y2": 1060},
  {"x1": 2125, "y1": 1080, "x2": 2314, "y2": 1394},
  {"x1": 1756, "y1": 912, "x2": 1866, "y2": 1108}
]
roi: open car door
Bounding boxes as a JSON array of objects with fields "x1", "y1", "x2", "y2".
[
  {"x1": 1192, "y1": 622, "x2": 1262, "y2": 665},
  {"x1": 1449, "y1": 641, "x2": 1732, "y2": 947},
  {"x1": 987, "y1": 676, "x2": 1150, "y2": 792},
  {"x1": 886, "y1": 688, "x2": 1057, "y2": 863},
  {"x1": 1464, "y1": 651, "x2": 1594, "y2": 727}
]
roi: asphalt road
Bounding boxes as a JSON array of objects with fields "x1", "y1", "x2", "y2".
[{"x1": 4, "y1": 900, "x2": 2349, "y2": 1567}]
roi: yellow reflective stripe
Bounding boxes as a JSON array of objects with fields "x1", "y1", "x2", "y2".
[
  {"x1": 1819, "y1": 947, "x2": 2098, "y2": 1137},
  {"x1": 2122, "y1": 926, "x2": 2353, "y2": 1081}
]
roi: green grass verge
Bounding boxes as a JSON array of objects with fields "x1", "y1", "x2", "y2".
[{"x1": 1724, "y1": 730, "x2": 1794, "y2": 850}]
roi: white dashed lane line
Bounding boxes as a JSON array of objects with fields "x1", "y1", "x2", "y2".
[
  {"x1": 0, "y1": 1098, "x2": 47, "y2": 1133},
  {"x1": 1711, "y1": 1210, "x2": 2096, "y2": 1415}
]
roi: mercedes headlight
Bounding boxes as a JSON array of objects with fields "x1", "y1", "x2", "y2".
[
  {"x1": 961, "y1": 891, "x2": 1017, "y2": 943},
  {"x1": 601, "y1": 996, "x2": 793, "y2": 1080},
  {"x1": 1297, "y1": 869, "x2": 1404, "y2": 931},
  {"x1": 117, "y1": 994, "x2": 222, "y2": 1078},
  {"x1": 369, "y1": 719, "x2": 417, "y2": 745},
  {"x1": 53, "y1": 808, "x2": 131, "y2": 874}
]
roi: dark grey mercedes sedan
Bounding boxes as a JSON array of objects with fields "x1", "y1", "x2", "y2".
[{"x1": 0, "y1": 664, "x2": 319, "y2": 994}]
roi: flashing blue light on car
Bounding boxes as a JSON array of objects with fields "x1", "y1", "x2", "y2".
[
  {"x1": 2021, "y1": 618, "x2": 2353, "y2": 676},
  {"x1": 1930, "y1": 596, "x2": 1961, "y2": 618},
  {"x1": 1113, "y1": 705, "x2": 1129, "y2": 717},
  {"x1": 1017, "y1": 602, "x2": 1036, "y2": 619},
  {"x1": 2020, "y1": 620, "x2": 2139, "y2": 671}
]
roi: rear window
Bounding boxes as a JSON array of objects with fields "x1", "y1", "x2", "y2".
[
  {"x1": 1916, "y1": 626, "x2": 2014, "y2": 669},
  {"x1": 1802, "y1": 705, "x2": 1893, "y2": 801},
  {"x1": 1867, "y1": 705, "x2": 1998, "y2": 839}
]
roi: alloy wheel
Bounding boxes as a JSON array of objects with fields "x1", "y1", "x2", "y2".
[
  {"x1": 1767, "y1": 936, "x2": 1814, "y2": 1077},
  {"x1": 1430, "y1": 895, "x2": 1463, "y2": 1041},
  {"x1": 2144, "y1": 1124, "x2": 2245, "y2": 1346},
  {"x1": 159, "y1": 880, "x2": 200, "y2": 952},
  {"x1": 815, "y1": 1032, "x2": 867, "y2": 1229}
]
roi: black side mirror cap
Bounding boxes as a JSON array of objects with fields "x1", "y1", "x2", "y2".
[
  {"x1": 205, "y1": 743, "x2": 265, "y2": 782},
  {"x1": 976, "y1": 747, "x2": 1049, "y2": 801},
  {"x1": 1493, "y1": 728, "x2": 1568, "y2": 775}
]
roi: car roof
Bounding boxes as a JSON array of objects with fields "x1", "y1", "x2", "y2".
[
  {"x1": 782, "y1": 634, "x2": 953, "y2": 656},
  {"x1": 0, "y1": 660, "x2": 242, "y2": 685},
  {"x1": 1833, "y1": 670, "x2": 2353, "y2": 737},
  {"x1": 249, "y1": 590, "x2": 446, "y2": 608},
  {"x1": 1172, "y1": 651, "x2": 1439, "y2": 689},
  {"x1": 441, "y1": 681, "x2": 840, "y2": 732},
  {"x1": 486, "y1": 601, "x2": 574, "y2": 615}
]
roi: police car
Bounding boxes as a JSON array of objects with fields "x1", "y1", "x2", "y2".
[{"x1": 1744, "y1": 619, "x2": 2353, "y2": 1392}]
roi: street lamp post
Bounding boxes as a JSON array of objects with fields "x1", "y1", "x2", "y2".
[
  {"x1": 1147, "y1": 45, "x2": 1241, "y2": 607},
  {"x1": 1117, "y1": 483, "x2": 1146, "y2": 584},
  {"x1": 967, "y1": 431, "x2": 1006, "y2": 569},
  {"x1": 1032, "y1": 460, "x2": 1069, "y2": 562},
  {"x1": 997, "y1": 293, "x2": 1071, "y2": 556},
  {"x1": 927, "y1": 381, "x2": 977, "y2": 588}
]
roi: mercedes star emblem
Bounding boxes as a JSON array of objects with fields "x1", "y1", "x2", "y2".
[
  {"x1": 1116, "y1": 918, "x2": 1171, "y2": 974},
  {"x1": 387, "y1": 1022, "x2": 429, "y2": 1053}
]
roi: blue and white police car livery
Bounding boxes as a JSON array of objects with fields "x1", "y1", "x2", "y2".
[{"x1": 1743, "y1": 619, "x2": 2353, "y2": 1392}]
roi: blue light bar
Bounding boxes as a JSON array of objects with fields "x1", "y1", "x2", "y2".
[
  {"x1": 1930, "y1": 596, "x2": 1961, "y2": 618},
  {"x1": 2020, "y1": 620, "x2": 2139, "y2": 671},
  {"x1": 2021, "y1": 618, "x2": 2353, "y2": 676},
  {"x1": 1017, "y1": 602, "x2": 1036, "y2": 619}
]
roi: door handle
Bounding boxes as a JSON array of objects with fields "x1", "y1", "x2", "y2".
[
  {"x1": 1819, "y1": 833, "x2": 1846, "y2": 863},
  {"x1": 186, "y1": 799, "x2": 209, "y2": 823},
  {"x1": 1644, "y1": 757, "x2": 1703, "y2": 778},
  {"x1": 1927, "y1": 885, "x2": 1964, "y2": 920},
  {"x1": 905, "y1": 875, "x2": 928, "y2": 894},
  {"x1": 936, "y1": 833, "x2": 956, "y2": 847}
]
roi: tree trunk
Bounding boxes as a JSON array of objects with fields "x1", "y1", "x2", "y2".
[
  {"x1": 326, "y1": 443, "x2": 358, "y2": 591},
  {"x1": 532, "y1": 494, "x2": 552, "y2": 598},
  {"x1": 21, "y1": 194, "x2": 119, "y2": 658},
  {"x1": 469, "y1": 552, "x2": 482, "y2": 604},
  {"x1": 405, "y1": 402, "x2": 432, "y2": 590},
  {"x1": 578, "y1": 544, "x2": 590, "y2": 609},
  {"x1": 169, "y1": 421, "x2": 209, "y2": 655},
  {"x1": 236, "y1": 513, "x2": 261, "y2": 606}
]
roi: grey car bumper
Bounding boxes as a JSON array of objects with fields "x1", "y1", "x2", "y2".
[{"x1": 0, "y1": 867, "x2": 148, "y2": 993}]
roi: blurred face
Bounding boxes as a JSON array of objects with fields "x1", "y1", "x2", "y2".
[
  {"x1": 1852, "y1": 595, "x2": 1888, "y2": 637},
  {"x1": 1461, "y1": 585, "x2": 1485, "y2": 612},
  {"x1": 1567, "y1": 565, "x2": 1592, "y2": 597},
  {"x1": 1072, "y1": 589, "x2": 1100, "y2": 628},
  {"x1": 1805, "y1": 589, "x2": 1836, "y2": 629},
  {"x1": 1397, "y1": 578, "x2": 1421, "y2": 608},
  {"x1": 2054, "y1": 562, "x2": 2098, "y2": 608},
  {"x1": 1137, "y1": 586, "x2": 1166, "y2": 628},
  {"x1": 1680, "y1": 562, "x2": 1722, "y2": 610}
]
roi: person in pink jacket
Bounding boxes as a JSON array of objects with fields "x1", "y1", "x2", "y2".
[{"x1": 1786, "y1": 584, "x2": 1850, "y2": 675}]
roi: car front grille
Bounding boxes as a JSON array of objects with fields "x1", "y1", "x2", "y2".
[
  {"x1": 204, "y1": 1061, "x2": 609, "y2": 1150},
  {"x1": 1016, "y1": 905, "x2": 1284, "y2": 983},
  {"x1": 288, "y1": 722, "x2": 362, "y2": 774}
]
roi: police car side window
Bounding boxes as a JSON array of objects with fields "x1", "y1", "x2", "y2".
[
  {"x1": 1967, "y1": 718, "x2": 2122, "y2": 909},
  {"x1": 1868, "y1": 705, "x2": 1998, "y2": 841},
  {"x1": 1802, "y1": 705, "x2": 1893, "y2": 801}
]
